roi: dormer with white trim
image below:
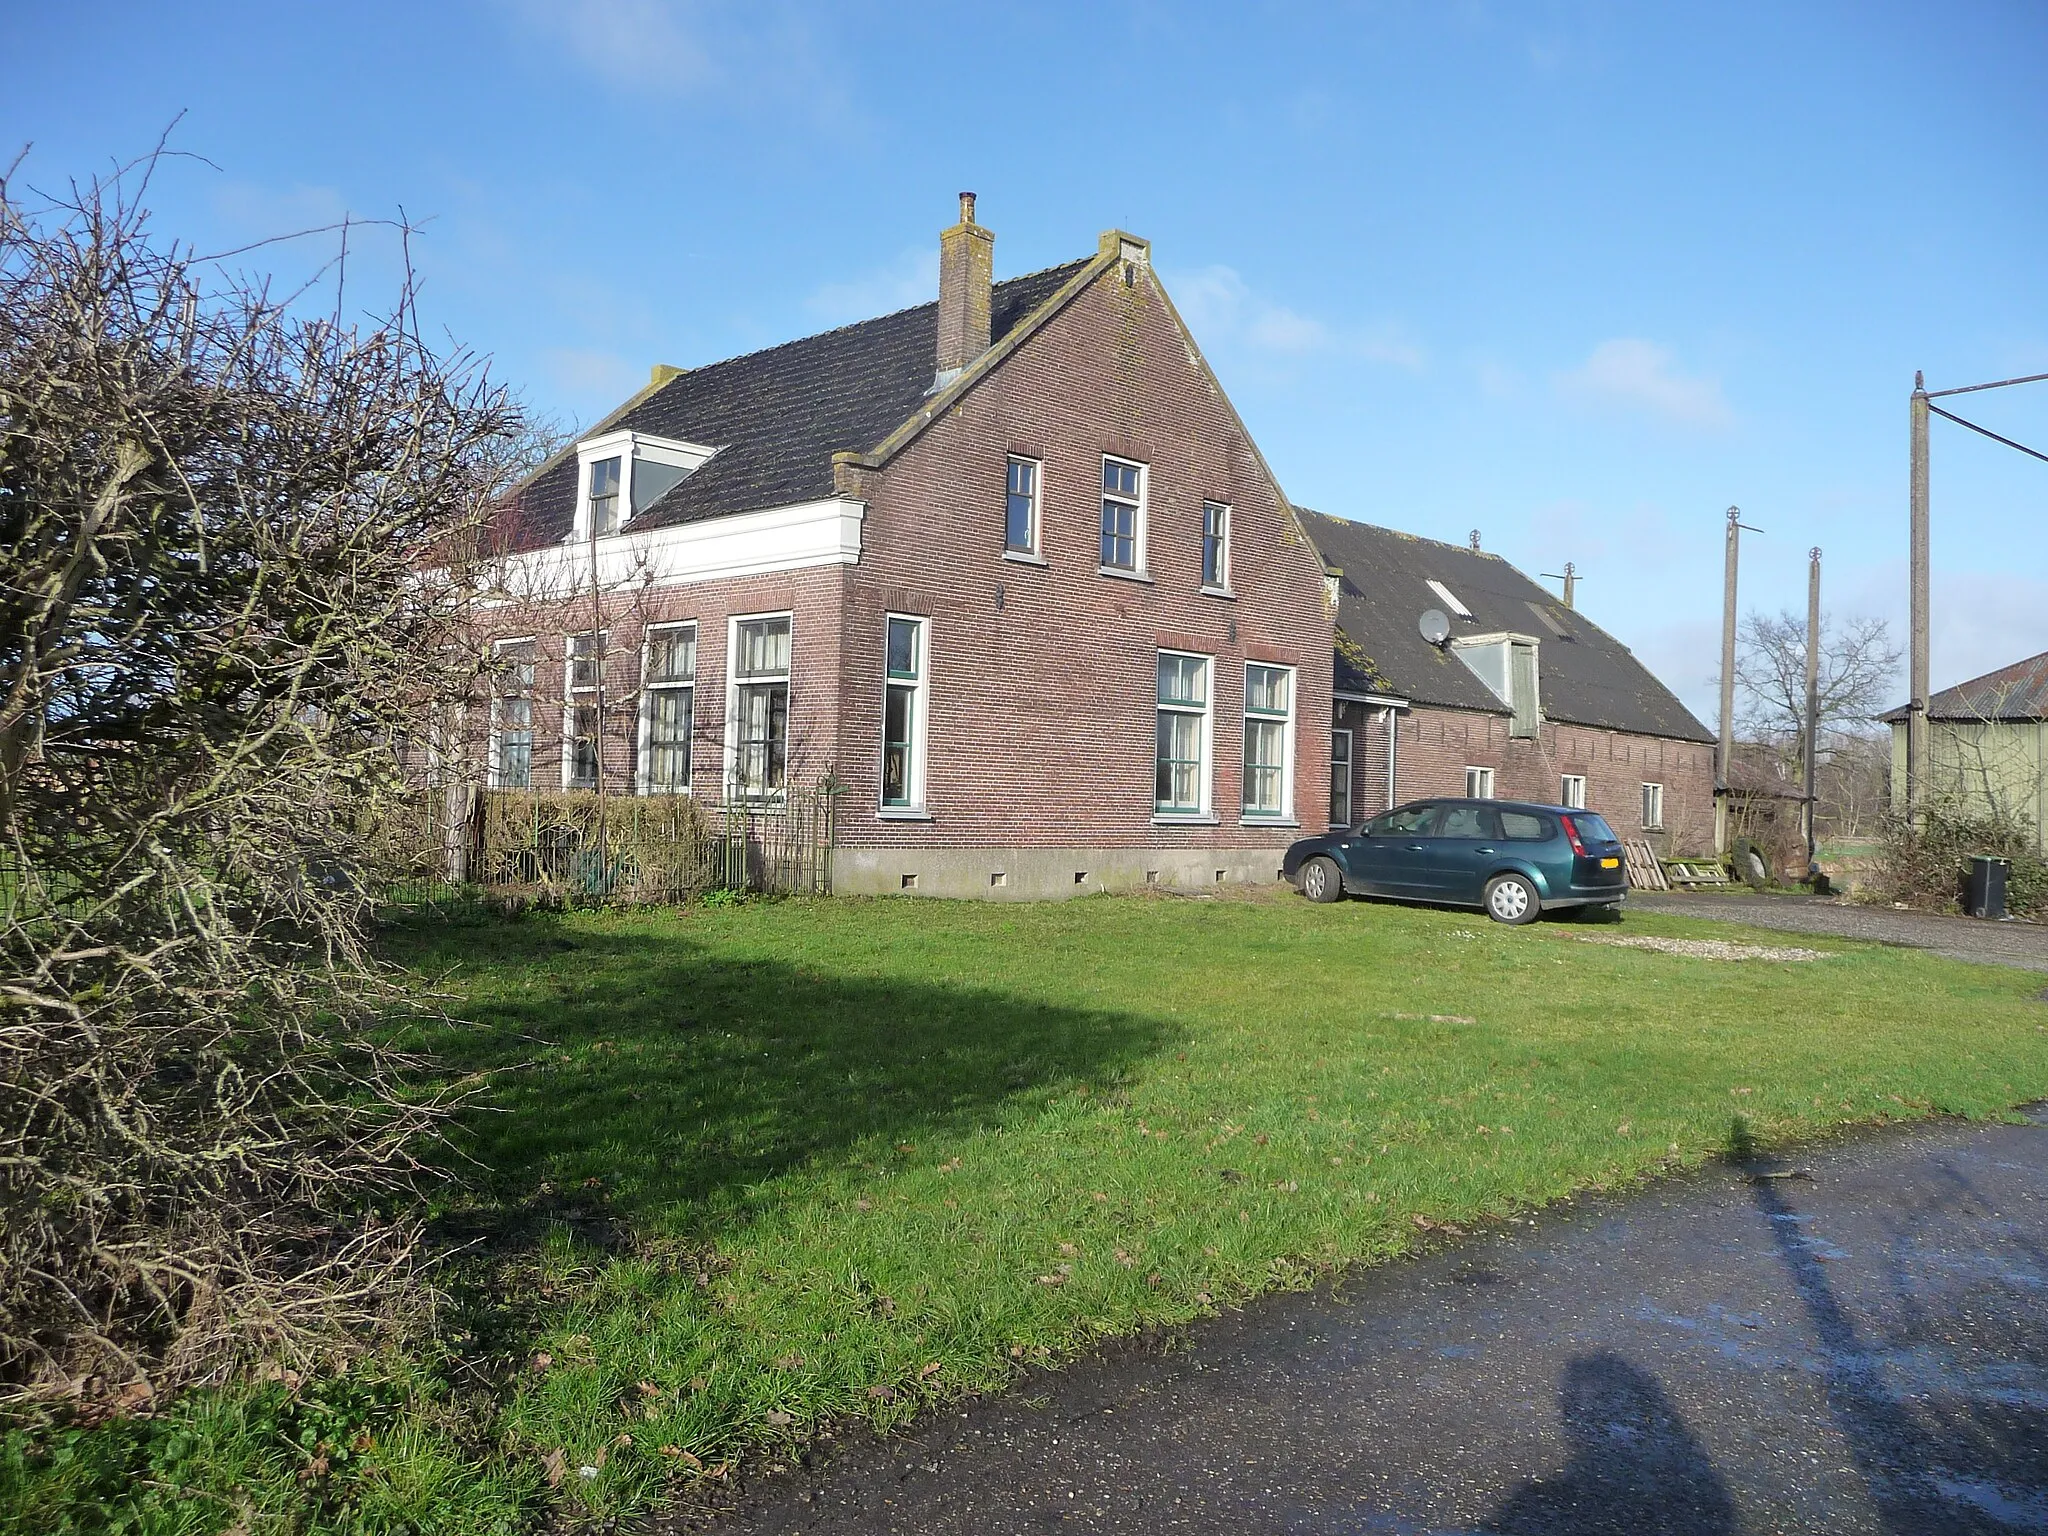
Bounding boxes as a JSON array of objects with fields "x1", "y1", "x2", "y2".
[
  {"x1": 1450, "y1": 631, "x2": 1542, "y2": 738},
  {"x1": 570, "y1": 429, "x2": 718, "y2": 540}
]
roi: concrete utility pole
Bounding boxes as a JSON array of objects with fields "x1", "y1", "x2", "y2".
[
  {"x1": 1542, "y1": 562, "x2": 1578, "y2": 609},
  {"x1": 1903, "y1": 364, "x2": 2048, "y2": 820},
  {"x1": 1717, "y1": 507, "x2": 1742, "y2": 855},
  {"x1": 1805, "y1": 547, "x2": 1822, "y2": 872},
  {"x1": 1907, "y1": 371, "x2": 1931, "y2": 820}
]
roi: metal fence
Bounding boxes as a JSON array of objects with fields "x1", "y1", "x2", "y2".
[{"x1": 375, "y1": 785, "x2": 835, "y2": 906}]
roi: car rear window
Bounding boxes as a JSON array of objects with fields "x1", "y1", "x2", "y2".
[
  {"x1": 1500, "y1": 811, "x2": 1549, "y2": 841},
  {"x1": 1575, "y1": 813, "x2": 1619, "y2": 843}
]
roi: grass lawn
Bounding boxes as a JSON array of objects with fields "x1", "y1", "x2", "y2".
[{"x1": 8, "y1": 890, "x2": 2048, "y2": 1534}]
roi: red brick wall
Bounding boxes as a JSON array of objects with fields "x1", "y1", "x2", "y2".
[
  {"x1": 832, "y1": 259, "x2": 1335, "y2": 851},
  {"x1": 1329, "y1": 702, "x2": 1715, "y2": 853},
  {"x1": 463, "y1": 565, "x2": 848, "y2": 798}
]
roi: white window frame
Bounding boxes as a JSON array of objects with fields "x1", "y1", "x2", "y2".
[
  {"x1": 1154, "y1": 649, "x2": 1213, "y2": 821},
  {"x1": 487, "y1": 637, "x2": 536, "y2": 791},
  {"x1": 1560, "y1": 773, "x2": 1587, "y2": 809},
  {"x1": 562, "y1": 631, "x2": 606, "y2": 791},
  {"x1": 1099, "y1": 454, "x2": 1149, "y2": 578},
  {"x1": 1004, "y1": 455, "x2": 1042, "y2": 560},
  {"x1": 637, "y1": 621, "x2": 697, "y2": 795},
  {"x1": 1201, "y1": 500, "x2": 1232, "y2": 594},
  {"x1": 1331, "y1": 727, "x2": 1353, "y2": 828},
  {"x1": 570, "y1": 428, "x2": 717, "y2": 541},
  {"x1": 1642, "y1": 781, "x2": 1665, "y2": 830},
  {"x1": 1465, "y1": 765, "x2": 1495, "y2": 800},
  {"x1": 724, "y1": 611, "x2": 793, "y2": 803},
  {"x1": 879, "y1": 613, "x2": 930, "y2": 814},
  {"x1": 1241, "y1": 661, "x2": 1296, "y2": 823}
]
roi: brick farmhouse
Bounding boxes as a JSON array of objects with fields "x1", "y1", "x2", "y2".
[
  {"x1": 1305, "y1": 513, "x2": 1715, "y2": 852},
  {"x1": 466, "y1": 197, "x2": 1712, "y2": 898}
]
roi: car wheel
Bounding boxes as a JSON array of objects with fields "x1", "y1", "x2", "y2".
[
  {"x1": 1483, "y1": 873, "x2": 1539, "y2": 925},
  {"x1": 1300, "y1": 856, "x2": 1344, "y2": 904}
]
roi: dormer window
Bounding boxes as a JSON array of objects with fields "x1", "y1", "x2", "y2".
[
  {"x1": 588, "y1": 456, "x2": 622, "y2": 536},
  {"x1": 571, "y1": 429, "x2": 717, "y2": 540},
  {"x1": 1450, "y1": 632, "x2": 1542, "y2": 738}
]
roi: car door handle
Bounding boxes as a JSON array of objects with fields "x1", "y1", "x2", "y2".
[
  {"x1": 1475, "y1": 847, "x2": 1495, "y2": 855},
  {"x1": 1406, "y1": 844, "x2": 1426, "y2": 851}
]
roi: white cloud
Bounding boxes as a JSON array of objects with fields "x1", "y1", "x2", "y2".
[
  {"x1": 803, "y1": 246, "x2": 938, "y2": 327},
  {"x1": 541, "y1": 347, "x2": 643, "y2": 407},
  {"x1": 498, "y1": 0, "x2": 712, "y2": 94},
  {"x1": 1168, "y1": 264, "x2": 1418, "y2": 366},
  {"x1": 1555, "y1": 337, "x2": 1733, "y2": 429}
]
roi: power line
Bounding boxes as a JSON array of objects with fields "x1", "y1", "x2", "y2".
[
  {"x1": 1925, "y1": 402, "x2": 2048, "y2": 464},
  {"x1": 1924, "y1": 370, "x2": 2048, "y2": 400}
]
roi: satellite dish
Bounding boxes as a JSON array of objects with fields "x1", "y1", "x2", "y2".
[{"x1": 1419, "y1": 609, "x2": 1451, "y2": 646}]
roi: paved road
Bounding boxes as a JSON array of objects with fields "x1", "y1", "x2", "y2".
[
  {"x1": 674, "y1": 1110, "x2": 2048, "y2": 1535},
  {"x1": 1630, "y1": 890, "x2": 2048, "y2": 973}
]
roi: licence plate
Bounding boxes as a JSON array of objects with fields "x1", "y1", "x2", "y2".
[{"x1": 1600, "y1": 857, "x2": 1620, "y2": 868}]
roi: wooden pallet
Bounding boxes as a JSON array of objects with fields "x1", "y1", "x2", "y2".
[
  {"x1": 1663, "y1": 858, "x2": 1732, "y2": 889},
  {"x1": 1622, "y1": 839, "x2": 1670, "y2": 891}
]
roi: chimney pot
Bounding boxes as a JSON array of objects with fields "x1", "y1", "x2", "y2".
[{"x1": 935, "y1": 193, "x2": 995, "y2": 388}]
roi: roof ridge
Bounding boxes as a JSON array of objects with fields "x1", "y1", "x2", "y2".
[
  {"x1": 1937, "y1": 649, "x2": 2048, "y2": 692},
  {"x1": 1295, "y1": 508, "x2": 1508, "y2": 562},
  {"x1": 642, "y1": 257, "x2": 1094, "y2": 390}
]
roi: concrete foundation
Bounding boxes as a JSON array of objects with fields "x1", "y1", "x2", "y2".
[{"x1": 830, "y1": 845, "x2": 1292, "y2": 900}]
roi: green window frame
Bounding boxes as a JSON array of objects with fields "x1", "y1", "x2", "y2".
[
  {"x1": 641, "y1": 623, "x2": 695, "y2": 794},
  {"x1": 1242, "y1": 663, "x2": 1293, "y2": 819},
  {"x1": 1330, "y1": 727, "x2": 1352, "y2": 828},
  {"x1": 565, "y1": 632, "x2": 604, "y2": 790},
  {"x1": 1155, "y1": 651, "x2": 1210, "y2": 815},
  {"x1": 731, "y1": 615, "x2": 791, "y2": 802},
  {"x1": 491, "y1": 638, "x2": 535, "y2": 790},
  {"x1": 882, "y1": 615, "x2": 926, "y2": 808}
]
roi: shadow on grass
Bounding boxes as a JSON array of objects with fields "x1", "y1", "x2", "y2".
[{"x1": 384, "y1": 911, "x2": 1178, "y2": 1245}]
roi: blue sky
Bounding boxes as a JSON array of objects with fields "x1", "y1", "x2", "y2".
[{"x1": 7, "y1": 0, "x2": 2045, "y2": 724}]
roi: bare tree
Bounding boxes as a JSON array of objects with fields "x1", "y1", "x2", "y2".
[
  {"x1": 0, "y1": 150, "x2": 527, "y2": 1404},
  {"x1": 1735, "y1": 609, "x2": 1901, "y2": 750}
]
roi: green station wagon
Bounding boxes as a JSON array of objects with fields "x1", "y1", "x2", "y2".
[{"x1": 1282, "y1": 798, "x2": 1629, "y2": 924}]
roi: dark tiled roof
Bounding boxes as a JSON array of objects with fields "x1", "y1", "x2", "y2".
[
  {"x1": 1879, "y1": 650, "x2": 2048, "y2": 723},
  {"x1": 1301, "y1": 511, "x2": 1714, "y2": 744},
  {"x1": 497, "y1": 261, "x2": 1092, "y2": 550}
]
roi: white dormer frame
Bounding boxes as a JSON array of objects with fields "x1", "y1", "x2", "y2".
[
  {"x1": 1450, "y1": 631, "x2": 1543, "y2": 737},
  {"x1": 571, "y1": 428, "x2": 718, "y2": 541}
]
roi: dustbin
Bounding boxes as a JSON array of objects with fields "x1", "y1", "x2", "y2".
[{"x1": 1965, "y1": 855, "x2": 2010, "y2": 920}]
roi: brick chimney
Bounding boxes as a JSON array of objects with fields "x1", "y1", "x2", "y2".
[{"x1": 934, "y1": 192, "x2": 994, "y2": 390}]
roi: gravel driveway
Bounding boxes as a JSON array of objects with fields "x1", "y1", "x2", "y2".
[
  {"x1": 672, "y1": 1110, "x2": 2048, "y2": 1535},
  {"x1": 1629, "y1": 890, "x2": 2048, "y2": 972}
]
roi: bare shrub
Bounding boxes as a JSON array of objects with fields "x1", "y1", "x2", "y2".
[
  {"x1": 1865, "y1": 804, "x2": 2048, "y2": 917},
  {"x1": 0, "y1": 151, "x2": 527, "y2": 1404}
]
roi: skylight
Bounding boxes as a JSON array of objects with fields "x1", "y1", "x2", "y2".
[{"x1": 1425, "y1": 578, "x2": 1472, "y2": 619}]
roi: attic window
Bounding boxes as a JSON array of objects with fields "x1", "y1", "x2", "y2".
[
  {"x1": 571, "y1": 428, "x2": 716, "y2": 539},
  {"x1": 1450, "y1": 633, "x2": 1542, "y2": 738},
  {"x1": 1425, "y1": 579, "x2": 1472, "y2": 619}
]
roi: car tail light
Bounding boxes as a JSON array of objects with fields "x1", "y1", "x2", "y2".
[{"x1": 1560, "y1": 814, "x2": 1588, "y2": 855}]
